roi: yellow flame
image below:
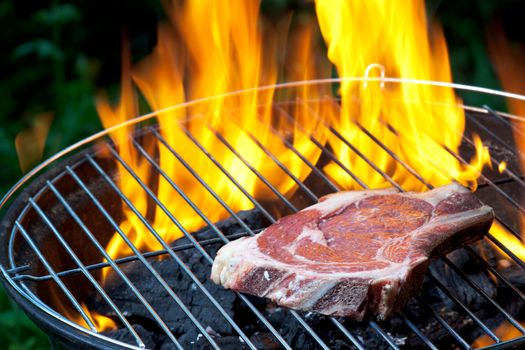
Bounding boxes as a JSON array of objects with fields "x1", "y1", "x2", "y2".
[
  {"x1": 97, "y1": 43, "x2": 157, "y2": 262},
  {"x1": 315, "y1": 0, "x2": 490, "y2": 191},
  {"x1": 490, "y1": 220, "x2": 525, "y2": 262},
  {"x1": 498, "y1": 161, "x2": 507, "y2": 174},
  {"x1": 80, "y1": 303, "x2": 116, "y2": 332}
]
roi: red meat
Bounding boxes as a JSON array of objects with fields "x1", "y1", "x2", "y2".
[{"x1": 211, "y1": 183, "x2": 494, "y2": 320}]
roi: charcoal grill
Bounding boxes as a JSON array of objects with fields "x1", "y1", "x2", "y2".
[{"x1": 1, "y1": 78, "x2": 525, "y2": 349}]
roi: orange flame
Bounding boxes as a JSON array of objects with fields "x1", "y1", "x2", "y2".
[
  {"x1": 79, "y1": 303, "x2": 116, "y2": 332},
  {"x1": 58, "y1": 298, "x2": 116, "y2": 332},
  {"x1": 81, "y1": 304, "x2": 117, "y2": 332},
  {"x1": 96, "y1": 42, "x2": 157, "y2": 260},
  {"x1": 473, "y1": 320, "x2": 523, "y2": 348},
  {"x1": 488, "y1": 23, "x2": 525, "y2": 117},
  {"x1": 95, "y1": 0, "x2": 491, "y2": 270},
  {"x1": 15, "y1": 112, "x2": 54, "y2": 174},
  {"x1": 97, "y1": 0, "x2": 331, "y2": 264}
]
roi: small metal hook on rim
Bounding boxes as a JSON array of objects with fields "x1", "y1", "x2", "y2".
[{"x1": 363, "y1": 63, "x2": 386, "y2": 89}]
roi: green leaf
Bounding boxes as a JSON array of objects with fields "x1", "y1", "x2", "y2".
[
  {"x1": 34, "y1": 4, "x2": 80, "y2": 26},
  {"x1": 11, "y1": 40, "x2": 63, "y2": 61}
]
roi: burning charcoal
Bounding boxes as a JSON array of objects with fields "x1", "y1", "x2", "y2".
[
  {"x1": 331, "y1": 339, "x2": 354, "y2": 349},
  {"x1": 495, "y1": 263, "x2": 525, "y2": 318},
  {"x1": 259, "y1": 307, "x2": 315, "y2": 349},
  {"x1": 429, "y1": 249, "x2": 496, "y2": 311},
  {"x1": 205, "y1": 326, "x2": 221, "y2": 337},
  {"x1": 102, "y1": 324, "x2": 158, "y2": 349},
  {"x1": 93, "y1": 258, "x2": 237, "y2": 335},
  {"x1": 91, "y1": 209, "x2": 268, "y2": 348},
  {"x1": 387, "y1": 332, "x2": 407, "y2": 346},
  {"x1": 499, "y1": 262, "x2": 525, "y2": 289},
  {"x1": 473, "y1": 240, "x2": 499, "y2": 268},
  {"x1": 405, "y1": 308, "x2": 470, "y2": 349},
  {"x1": 265, "y1": 308, "x2": 349, "y2": 350},
  {"x1": 401, "y1": 299, "x2": 480, "y2": 349}
]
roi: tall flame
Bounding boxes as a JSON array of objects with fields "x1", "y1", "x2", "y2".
[
  {"x1": 95, "y1": 0, "x2": 491, "y2": 269},
  {"x1": 96, "y1": 43, "x2": 157, "y2": 259},
  {"x1": 98, "y1": 0, "x2": 329, "y2": 263},
  {"x1": 315, "y1": 0, "x2": 490, "y2": 191}
]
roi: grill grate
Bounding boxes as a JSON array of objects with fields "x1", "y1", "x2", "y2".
[{"x1": 1, "y1": 87, "x2": 525, "y2": 349}]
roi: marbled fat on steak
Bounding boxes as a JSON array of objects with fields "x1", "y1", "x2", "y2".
[{"x1": 211, "y1": 183, "x2": 494, "y2": 320}]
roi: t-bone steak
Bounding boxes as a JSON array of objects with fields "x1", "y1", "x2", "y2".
[{"x1": 211, "y1": 183, "x2": 494, "y2": 320}]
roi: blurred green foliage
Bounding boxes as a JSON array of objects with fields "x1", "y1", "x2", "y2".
[
  {"x1": 0, "y1": 291, "x2": 49, "y2": 349},
  {"x1": 0, "y1": 0, "x2": 522, "y2": 349}
]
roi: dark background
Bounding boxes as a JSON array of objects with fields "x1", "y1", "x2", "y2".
[{"x1": 0, "y1": 0, "x2": 523, "y2": 348}]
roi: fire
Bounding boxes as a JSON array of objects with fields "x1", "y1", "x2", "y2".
[
  {"x1": 315, "y1": 0, "x2": 490, "y2": 191},
  {"x1": 78, "y1": 303, "x2": 116, "y2": 332},
  {"x1": 57, "y1": 296, "x2": 116, "y2": 332},
  {"x1": 97, "y1": 44, "x2": 158, "y2": 260},
  {"x1": 98, "y1": 0, "x2": 329, "y2": 263},
  {"x1": 498, "y1": 161, "x2": 507, "y2": 173},
  {"x1": 96, "y1": 0, "x2": 491, "y2": 266},
  {"x1": 490, "y1": 221, "x2": 525, "y2": 261},
  {"x1": 472, "y1": 321, "x2": 523, "y2": 348}
]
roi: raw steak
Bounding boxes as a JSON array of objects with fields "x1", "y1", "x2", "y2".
[{"x1": 211, "y1": 183, "x2": 494, "y2": 320}]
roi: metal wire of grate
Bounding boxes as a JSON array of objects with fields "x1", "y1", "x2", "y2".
[{"x1": 2, "y1": 94, "x2": 525, "y2": 349}]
